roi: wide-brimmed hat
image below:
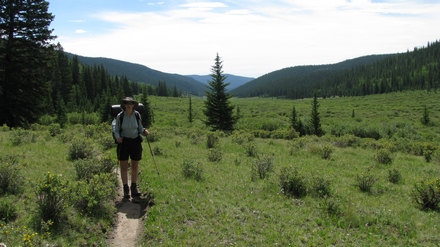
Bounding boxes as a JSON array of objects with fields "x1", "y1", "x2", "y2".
[{"x1": 120, "y1": 97, "x2": 139, "y2": 110}]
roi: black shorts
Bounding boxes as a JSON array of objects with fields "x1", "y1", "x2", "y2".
[{"x1": 117, "y1": 137, "x2": 143, "y2": 161}]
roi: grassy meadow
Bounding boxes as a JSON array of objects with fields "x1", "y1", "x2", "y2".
[{"x1": 1, "y1": 90, "x2": 440, "y2": 246}]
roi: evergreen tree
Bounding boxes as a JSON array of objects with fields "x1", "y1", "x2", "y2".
[
  {"x1": 290, "y1": 105, "x2": 299, "y2": 130},
  {"x1": 54, "y1": 92, "x2": 67, "y2": 127},
  {"x1": 188, "y1": 96, "x2": 193, "y2": 123},
  {"x1": 140, "y1": 87, "x2": 153, "y2": 128},
  {"x1": 421, "y1": 105, "x2": 430, "y2": 126},
  {"x1": 290, "y1": 105, "x2": 305, "y2": 136},
  {"x1": 309, "y1": 91, "x2": 324, "y2": 137},
  {"x1": 0, "y1": 0, "x2": 56, "y2": 127},
  {"x1": 98, "y1": 90, "x2": 112, "y2": 123},
  {"x1": 203, "y1": 53, "x2": 237, "y2": 131}
]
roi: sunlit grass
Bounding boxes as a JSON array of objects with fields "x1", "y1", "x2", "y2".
[{"x1": 1, "y1": 90, "x2": 439, "y2": 246}]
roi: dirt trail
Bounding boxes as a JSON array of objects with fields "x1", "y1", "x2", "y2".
[{"x1": 107, "y1": 170, "x2": 150, "y2": 247}]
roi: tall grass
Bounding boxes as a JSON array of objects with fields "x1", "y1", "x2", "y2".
[{"x1": 1, "y1": 90, "x2": 439, "y2": 246}]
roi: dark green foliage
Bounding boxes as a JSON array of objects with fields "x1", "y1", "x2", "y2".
[
  {"x1": 207, "y1": 148, "x2": 222, "y2": 162},
  {"x1": 73, "y1": 156, "x2": 117, "y2": 181},
  {"x1": 355, "y1": 169, "x2": 378, "y2": 193},
  {"x1": 71, "y1": 173, "x2": 117, "y2": 217},
  {"x1": 188, "y1": 96, "x2": 193, "y2": 123},
  {"x1": 0, "y1": 199, "x2": 18, "y2": 223},
  {"x1": 290, "y1": 105, "x2": 305, "y2": 135},
  {"x1": 411, "y1": 178, "x2": 440, "y2": 211},
  {"x1": 203, "y1": 54, "x2": 237, "y2": 131},
  {"x1": 206, "y1": 132, "x2": 219, "y2": 149},
  {"x1": 140, "y1": 88, "x2": 154, "y2": 128},
  {"x1": 309, "y1": 92, "x2": 324, "y2": 137},
  {"x1": 9, "y1": 128, "x2": 38, "y2": 146},
  {"x1": 35, "y1": 172, "x2": 69, "y2": 224},
  {"x1": 68, "y1": 138, "x2": 96, "y2": 160},
  {"x1": 376, "y1": 148, "x2": 393, "y2": 164},
  {"x1": 182, "y1": 159, "x2": 203, "y2": 181},
  {"x1": 421, "y1": 105, "x2": 431, "y2": 126},
  {"x1": 310, "y1": 175, "x2": 332, "y2": 198},
  {"x1": 279, "y1": 166, "x2": 307, "y2": 198},
  {"x1": 0, "y1": 0, "x2": 56, "y2": 128},
  {"x1": 0, "y1": 155, "x2": 23, "y2": 195},
  {"x1": 388, "y1": 168, "x2": 402, "y2": 184}
]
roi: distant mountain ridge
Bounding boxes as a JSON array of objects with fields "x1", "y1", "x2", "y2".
[
  {"x1": 186, "y1": 74, "x2": 255, "y2": 91},
  {"x1": 65, "y1": 52, "x2": 208, "y2": 95},
  {"x1": 230, "y1": 54, "x2": 392, "y2": 97},
  {"x1": 65, "y1": 39, "x2": 439, "y2": 99}
]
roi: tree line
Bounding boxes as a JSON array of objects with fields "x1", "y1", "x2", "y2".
[
  {"x1": 232, "y1": 41, "x2": 440, "y2": 99},
  {"x1": 0, "y1": 0, "x2": 181, "y2": 128}
]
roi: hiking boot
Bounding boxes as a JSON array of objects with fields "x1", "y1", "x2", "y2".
[
  {"x1": 131, "y1": 183, "x2": 142, "y2": 197},
  {"x1": 123, "y1": 184, "x2": 130, "y2": 199}
]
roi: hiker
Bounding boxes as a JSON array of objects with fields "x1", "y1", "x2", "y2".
[{"x1": 114, "y1": 97, "x2": 149, "y2": 198}]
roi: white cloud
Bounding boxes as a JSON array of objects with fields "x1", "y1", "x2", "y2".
[
  {"x1": 75, "y1": 29, "x2": 87, "y2": 34},
  {"x1": 57, "y1": 0, "x2": 440, "y2": 77}
]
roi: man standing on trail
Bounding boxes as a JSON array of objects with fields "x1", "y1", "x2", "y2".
[{"x1": 114, "y1": 97, "x2": 149, "y2": 198}]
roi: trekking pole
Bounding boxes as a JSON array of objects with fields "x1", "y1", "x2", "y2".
[{"x1": 146, "y1": 135, "x2": 160, "y2": 177}]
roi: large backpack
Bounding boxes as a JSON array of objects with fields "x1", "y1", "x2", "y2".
[{"x1": 111, "y1": 103, "x2": 144, "y2": 143}]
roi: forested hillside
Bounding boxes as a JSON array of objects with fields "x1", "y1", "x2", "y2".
[
  {"x1": 65, "y1": 53, "x2": 207, "y2": 96},
  {"x1": 232, "y1": 41, "x2": 440, "y2": 99}
]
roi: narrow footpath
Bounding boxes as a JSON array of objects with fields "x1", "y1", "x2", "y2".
[{"x1": 107, "y1": 170, "x2": 150, "y2": 247}]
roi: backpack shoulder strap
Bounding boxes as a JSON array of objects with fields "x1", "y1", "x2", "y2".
[{"x1": 134, "y1": 111, "x2": 141, "y2": 122}]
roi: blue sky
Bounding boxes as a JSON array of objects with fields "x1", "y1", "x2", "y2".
[{"x1": 48, "y1": 0, "x2": 440, "y2": 77}]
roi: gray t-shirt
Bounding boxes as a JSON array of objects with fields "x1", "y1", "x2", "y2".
[{"x1": 114, "y1": 111, "x2": 143, "y2": 139}]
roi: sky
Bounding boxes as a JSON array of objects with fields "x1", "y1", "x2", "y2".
[{"x1": 48, "y1": 0, "x2": 440, "y2": 78}]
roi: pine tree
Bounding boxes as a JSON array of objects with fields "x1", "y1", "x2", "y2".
[
  {"x1": 203, "y1": 53, "x2": 237, "y2": 131},
  {"x1": 188, "y1": 96, "x2": 193, "y2": 123},
  {"x1": 55, "y1": 92, "x2": 67, "y2": 127},
  {"x1": 140, "y1": 86, "x2": 153, "y2": 128},
  {"x1": 309, "y1": 91, "x2": 324, "y2": 137},
  {"x1": 290, "y1": 105, "x2": 305, "y2": 136},
  {"x1": 0, "y1": 0, "x2": 56, "y2": 127}
]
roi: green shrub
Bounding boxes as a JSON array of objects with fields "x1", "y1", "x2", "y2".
[
  {"x1": 206, "y1": 132, "x2": 219, "y2": 149},
  {"x1": 9, "y1": 128, "x2": 38, "y2": 146},
  {"x1": 279, "y1": 166, "x2": 307, "y2": 198},
  {"x1": 355, "y1": 169, "x2": 378, "y2": 193},
  {"x1": 208, "y1": 148, "x2": 222, "y2": 162},
  {"x1": 251, "y1": 155, "x2": 274, "y2": 181},
  {"x1": 189, "y1": 130, "x2": 204, "y2": 144},
  {"x1": 410, "y1": 178, "x2": 440, "y2": 211},
  {"x1": 1, "y1": 124, "x2": 10, "y2": 132},
  {"x1": 39, "y1": 114, "x2": 56, "y2": 126},
  {"x1": 322, "y1": 196, "x2": 341, "y2": 217},
  {"x1": 321, "y1": 145, "x2": 333, "y2": 160},
  {"x1": 68, "y1": 138, "x2": 96, "y2": 161},
  {"x1": 388, "y1": 168, "x2": 402, "y2": 184},
  {"x1": 231, "y1": 131, "x2": 254, "y2": 145},
  {"x1": 74, "y1": 156, "x2": 118, "y2": 181},
  {"x1": 376, "y1": 148, "x2": 393, "y2": 164},
  {"x1": 35, "y1": 172, "x2": 69, "y2": 224},
  {"x1": 310, "y1": 175, "x2": 332, "y2": 198},
  {"x1": 244, "y1": 141, "x2": 258, "y2": 157},
  {"x1": 0, "y1": 198, "x2": 18, "y2": 223},
  {"x1": 422, "y1": 142, "x2": 437, "y2": 163},
  {"x1": 333, "y1": 134, "x2": 359, "y2": 148},
  {"x1": 71, "y1": 173, "x2": 117, "y2": 217},
  {"x1": 182, "y1": 159, "x2": 203, "y2": 181},
  {"x1": 0, "y1": 155, "x2": 23, "y2": 195},
  {"x1": 48, "y1": 123, "x2": 62, "y2": 137}
]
